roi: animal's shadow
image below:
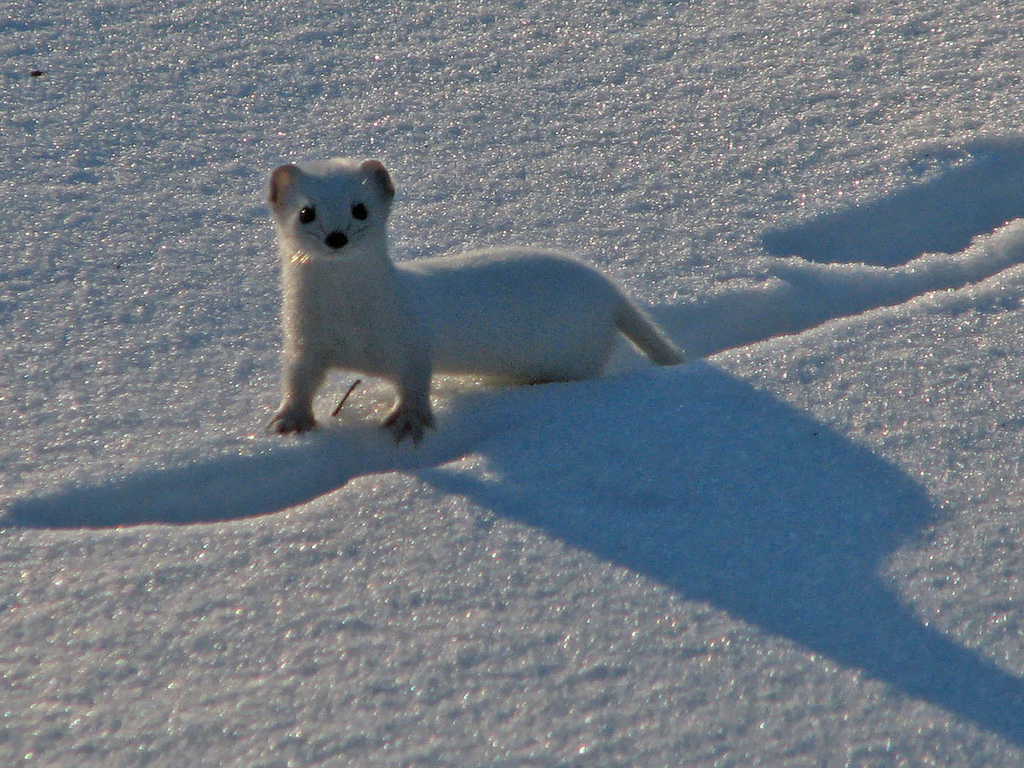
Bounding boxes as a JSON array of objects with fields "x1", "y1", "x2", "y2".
[
  {"x1": 763, "y1": 137, "x2": 1024, "y2": 266},
  {"x1": 8, "y1": 363, "x2": 1023, "y2": 747},
  {"x1": 1, "y1": 415, "x2": 484, "y2": 528},
  {"x1": 419, "y1": 365, "x2": 1024, "y2": 747}
]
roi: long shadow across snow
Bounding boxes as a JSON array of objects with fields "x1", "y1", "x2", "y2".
[
  {"x1": 6, "y1": 364, "x2": 1024, "y2": 746},
  {"x1": 418, "y1": 365, "x2": 1024, "y2": 748},
  {"x1": 0, "y1": 416, "x2": 492, "y2": 527}
]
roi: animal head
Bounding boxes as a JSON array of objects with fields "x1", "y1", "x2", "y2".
[{"x1": 268, "y1": 158, "x2": 396, "y2": 260}]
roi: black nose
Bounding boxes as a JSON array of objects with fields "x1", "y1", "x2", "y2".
[{"x1": 325, "y1": 231, "x2": 348, "y2": 249}]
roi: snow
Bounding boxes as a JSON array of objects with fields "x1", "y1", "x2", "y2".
[{"x1": 3, "y1": 0, "x2": 1024, "y2": 765}]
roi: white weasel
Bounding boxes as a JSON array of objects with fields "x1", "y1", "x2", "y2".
[{"x1": 267, "y1": 157, "x2": 684, "y2": 442}]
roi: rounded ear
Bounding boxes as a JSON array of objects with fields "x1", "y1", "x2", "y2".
[
  {"x1": 360, "y1": 159, "x2": 395, "y2": 198},
  {"x1": 268, "y1": 164, "x2": 301, "y2": 207}
]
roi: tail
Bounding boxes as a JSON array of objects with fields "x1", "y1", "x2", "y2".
[{"x1": 614, "y1": 298, "x2": 686, "y2": 366}]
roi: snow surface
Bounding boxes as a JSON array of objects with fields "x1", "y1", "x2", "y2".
[{"x1": 4, "y1": 1, "x2": 1024, "y2": 765}]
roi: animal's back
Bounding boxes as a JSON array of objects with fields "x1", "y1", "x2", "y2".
[{"x1": 398, "y1": 248, "x2": 625, "y2": 382}]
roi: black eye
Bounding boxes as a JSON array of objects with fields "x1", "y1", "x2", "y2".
[
  {"x1": 298, "y1": 206, "x2": 316, "y2": 224},
  {"x1": 351, "y1": 203, "x2": 368, "y2": 220}
]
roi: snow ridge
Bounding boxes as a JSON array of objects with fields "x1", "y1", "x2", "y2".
[{"x1": 669, "y1": 209, "x2": 1024, "y2": 359}]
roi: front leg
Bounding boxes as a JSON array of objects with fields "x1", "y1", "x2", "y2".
[
  {"x1": 268, "y1": 354, "x2": 326, "y2": 434},
  {"x1": 382, "y1": 391, "x2": 435, "y2": 443},
  {"x1": 268, "y1": 400, "x2": 317, "y2": 435},
  {"x1": 381, "y1": 354, "x2": 434, "y2": 443}
]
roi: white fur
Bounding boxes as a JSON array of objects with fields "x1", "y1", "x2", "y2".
[{"x1": 267, "y1": 157, "x2": 684, "y2": 442}]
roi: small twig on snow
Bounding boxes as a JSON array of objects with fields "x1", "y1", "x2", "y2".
[{"x1": 331, "y1": 379, "x2": 362, "y2": 417}]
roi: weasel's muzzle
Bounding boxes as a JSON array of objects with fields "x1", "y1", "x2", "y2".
[{"x1": 325, "y1": 232, "x2": 348, "y2": 249}]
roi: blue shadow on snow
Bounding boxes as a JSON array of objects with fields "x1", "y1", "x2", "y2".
[
  {"x1": 5, "y1": 363, "x2": 1023, "y2": 747},
  {"x1": 763, "y1": 137, "x2": 1024, "y2": 266},
  {"x1": 419, "y1": 364, "x2": 1024, "y2": 747}
]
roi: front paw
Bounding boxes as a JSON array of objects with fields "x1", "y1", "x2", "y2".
[
  {"x1": 268, "y1": 404, "x2": 317, "y2": 435},
  {"x1": 381, "y1": 401, "x2": 435, "y2": 444}
]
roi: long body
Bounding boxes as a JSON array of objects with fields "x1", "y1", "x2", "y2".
[
  {"x1": 267, "y1": 158, "x2": 684, "y2": 442},
  {"x1": 401, "y1": 247, "x2": 680, "y2": 383}
]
